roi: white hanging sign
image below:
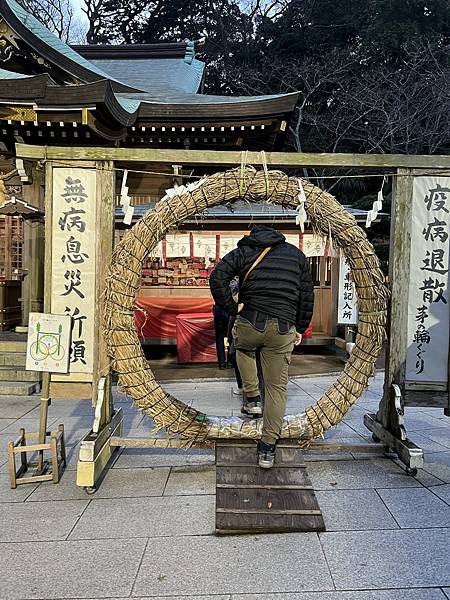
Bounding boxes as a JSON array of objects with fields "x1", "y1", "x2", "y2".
[
  {"x1": 26, "y1": 313, "x2": 71, "y2": 373},
  {"x1": 219, "y1": 235, "x2": 240, "y2": 257},
  {"x1": 405, "y1": 177, "x2": 450, "y2": 384},
  {"x1": 338, "y1": 254, "x2": 358, "y2": 324},
  {"x1": 165, "y1": 234, "x2": 190, "y2": 258},
  {"x1": 302, "y1": 234, "x2": 327, "y2": 257},
  {"x1": 193, "y1": 234, "x2": 217, "y2": 260},
  {"x1": 149, "y1": 241, "x2": 163, "y2": 259}
]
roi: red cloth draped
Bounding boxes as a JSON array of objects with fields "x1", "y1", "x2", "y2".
[
  {"x1": 134, "y1": 295, "x2": 312, "y2": 343},
  {"x1": 135, "y1": 296, "x2": 214, "y2": 340},
  {"x1": 176, "y1": 313, "x2": 217, "y2": 363}
]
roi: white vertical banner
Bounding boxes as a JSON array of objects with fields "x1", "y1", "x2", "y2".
[
  {"x1": 338, "y1": 253, "x2": 358, "y2": 324},
  {"x1": 52, "y1": 168, "x2": 97, "y2": 373},
  {"x1": 405, "y1": 177, "x2": 450, "y2": 384}
]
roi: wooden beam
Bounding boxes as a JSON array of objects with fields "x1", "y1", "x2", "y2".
[{"x1": 15, "y1": 144, "x2": 450, "y2": 169}]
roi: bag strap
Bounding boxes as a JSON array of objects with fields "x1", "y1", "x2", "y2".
[{"x1": 242, "y1": 246, "x2": 271, "y2": 285}]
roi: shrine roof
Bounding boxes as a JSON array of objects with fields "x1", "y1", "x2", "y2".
[
  {"x1": 73, "y1": 43, "x2": 205, "y2": 95},
  {"x1": 0, "y1": 0, "x2": 299, "y2": 146},
  {"x1": 1, "y1": 0, "x2": 125, "y2": 85},
  {"x1": 0, "y1": 67, "x2": 31, "y2": 78}
]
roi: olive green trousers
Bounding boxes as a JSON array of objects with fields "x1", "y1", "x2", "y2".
[{"x1": 233, "y1": 316, "x2": 296, "y2": 445}]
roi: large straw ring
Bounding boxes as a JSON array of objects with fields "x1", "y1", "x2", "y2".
[{"x1": 103, "y1": 167, "x2": 388, "y2": 446}]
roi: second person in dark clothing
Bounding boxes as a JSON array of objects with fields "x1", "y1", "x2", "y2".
[{"x1": 209, "y1": 224, "x2": 314, "y2": 468}]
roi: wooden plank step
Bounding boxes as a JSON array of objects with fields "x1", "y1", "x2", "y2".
[
  {"x1": 216, "y1": 444, "x2": 306, "y2": 468},
  {"x1": 215, "y1": 440, "x2": 325, "y2": 535}
]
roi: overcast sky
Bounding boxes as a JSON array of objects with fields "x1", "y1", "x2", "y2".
[{"x1": 72, "y1": 0, "x2": 88, "y2": 24}]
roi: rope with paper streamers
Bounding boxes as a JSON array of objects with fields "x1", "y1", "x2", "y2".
[
  {"x1": 103, "y1": 166, "x2": 389, "y2": 445},
  {"x1": 366, "y1": 176, "x2": 387, "y2": 228}
]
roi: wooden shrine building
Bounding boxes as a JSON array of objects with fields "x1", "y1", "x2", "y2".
[{"x1": 0, "y1": 0, "x2": 361, "y2": 348}]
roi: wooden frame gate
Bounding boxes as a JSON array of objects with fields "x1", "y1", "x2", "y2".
[{"x1": 15, "y1": 143, "x2": 450, "y2": 489}]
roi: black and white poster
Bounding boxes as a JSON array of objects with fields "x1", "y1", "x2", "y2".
[{"x1": 405, "y1": 177, "x2": 449, "y2": 384}]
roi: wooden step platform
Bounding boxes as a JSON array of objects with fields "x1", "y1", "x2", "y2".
[{"x1": 215, "y1": 440, "x2": 325, "y2": 535}]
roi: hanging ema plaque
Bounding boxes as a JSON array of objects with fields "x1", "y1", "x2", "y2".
[{"x1": 405, "y1": 177, "x2": 450, "y2": 385}]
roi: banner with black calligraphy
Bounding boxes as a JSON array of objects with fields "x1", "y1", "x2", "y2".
[
  {"x1": 51, "y1": 168, "x2": 96, "y2": 373},
  {"x1": 405, "y1": 177, "x2": 449, "y2": 384},
  {"x1": 338, "y1": 254, "x2": 358, "y2": 325}
]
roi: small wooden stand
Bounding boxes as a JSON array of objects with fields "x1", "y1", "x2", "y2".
[
  {"x1": 7, "y1": 398, "x2": 66, "y2": 489},
  {"x1": 215, "y1": 440, "x2": 325, "y2": 535}
]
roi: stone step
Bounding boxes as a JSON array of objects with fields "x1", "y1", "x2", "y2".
[
  {"x1": 0, "y1": 341, "x2": 27, "y2": 353},
  {"x1": 0, "y1": 381, "x2": 40, "y2": 396},
  {"x1": 0, "y1": 367, "x2": 41, "y2": 382},
  {"x1": 0, "y1": 352, "x2": 26, "y2": 367}
]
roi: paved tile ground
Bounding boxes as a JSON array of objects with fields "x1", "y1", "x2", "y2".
[{"x1": 0, "y1": 371, "x2": 450, "y2": 599}]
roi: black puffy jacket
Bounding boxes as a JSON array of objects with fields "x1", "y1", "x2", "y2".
[{"x1": 209, "y1": 226, "x2": 314, "y2": 333}]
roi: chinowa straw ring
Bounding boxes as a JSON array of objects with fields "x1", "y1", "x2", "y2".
[{"x1": 103, "y1": 167, "x2": 388, "y2": 446}]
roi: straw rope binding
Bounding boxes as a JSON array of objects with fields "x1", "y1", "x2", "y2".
[{"x1": 103, "y1": 167, "x2": 389, "y2": 446}]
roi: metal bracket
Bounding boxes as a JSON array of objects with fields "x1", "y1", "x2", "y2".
[{"x1": 364, "y1": 383, "x2": 424, "y2": 475}]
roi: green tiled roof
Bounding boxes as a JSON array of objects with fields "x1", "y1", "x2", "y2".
[
  {"x1": 115, "y1": 95, "x2": 141, "y2": 113},
  {"x1": 5, "y1": 0, "x2": 116, "y2": 81},
  {"x1": 90, "y1": 57, "x2": 205, "y2": 95},
  {"x1": 0, "y1": 67, "x2": 32, "y2": 78},
  {"x1": 119, "y1": 90, "x2": 298, "y2": 105}
]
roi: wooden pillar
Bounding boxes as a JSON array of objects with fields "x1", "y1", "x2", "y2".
[
  {"x1": 21, "y1": 220, "x2": 44, "y2": 324},
  {"x1": 377, "y1": 168, "x2": 414, "y2": 432},
  {"x1": 4, "y1": 216, "x2": 12, "y2": 280},
  {"x1": 92, "y1": 160, "x2": 115, "y2": 425},
  {"x1": 21, "y1": 168, "x2": 45, "y2": 325}
]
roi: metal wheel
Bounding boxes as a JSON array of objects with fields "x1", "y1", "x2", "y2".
[
  {"x1": 84, "y1": 486, "x2": 97, "y2": 495},
  {"x1": 405, "y1": 467, "x2": 418, "y2": 477}
]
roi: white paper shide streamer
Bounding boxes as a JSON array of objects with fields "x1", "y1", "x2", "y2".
[
  {"x1": 120, "y1": 169, "x2": 134, "y2": 225},
  {"x1": 366, "y1": 177, "x2": 385, "y2": 228},
  {"x1": 295, "y1": 178, "x2": 307, "y2": 232}
]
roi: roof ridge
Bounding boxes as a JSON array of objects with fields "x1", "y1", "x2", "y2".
[{"x1": 72, "y1": 40, "x2": 200, "y2": 62}]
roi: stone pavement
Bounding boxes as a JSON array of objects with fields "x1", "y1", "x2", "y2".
[{"x1": 1, "y1": 371, "x2": 450, "y2": 600}]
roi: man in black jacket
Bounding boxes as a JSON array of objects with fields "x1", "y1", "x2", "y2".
[{"x1": 209, "y1": 224, "x2": 314, "y2": 468}]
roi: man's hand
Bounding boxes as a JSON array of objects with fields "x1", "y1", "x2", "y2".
[{"x1": 294, "y1": 331, "x2": 302, "y2": 346}]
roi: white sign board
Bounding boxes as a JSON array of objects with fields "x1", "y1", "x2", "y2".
[
  {"x1": 405, "y1": 177, "x2": 450, "y2": 384},
  {"x1": 338, "y1": 254, "x2": 358, "y2": 324},
  {"x1": 51, "y1": 168, "x2": 97, "y2": 373},
  {"x1": 26, "y1": 313, "x2": 71, "y2": 373}
]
